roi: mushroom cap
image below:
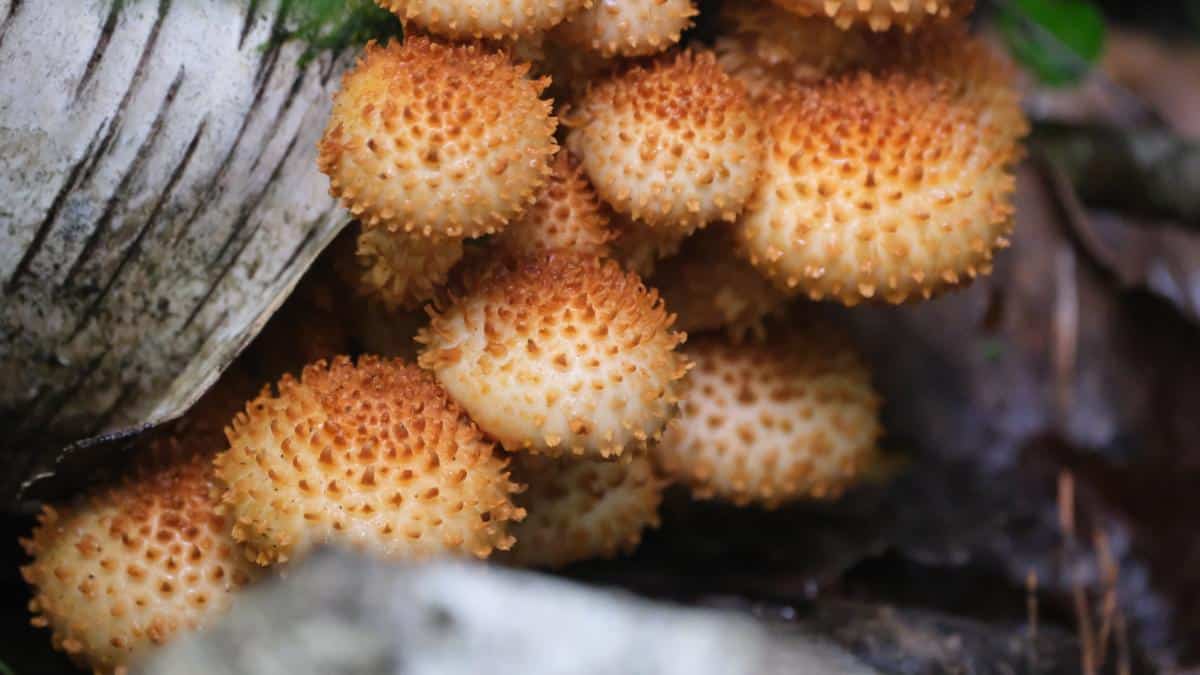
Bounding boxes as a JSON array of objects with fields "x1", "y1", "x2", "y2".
[
  {"x1": 376, "y1": 0, "x2": 589, "y2": 40},
  {"x1": 553, "y1": 0, "x2": 698, "y2": 57},
  {"x1": 767, "y1": 0, "x2": 973, "y2": 32},
  {"x1": 654, "y1": 327, "x2": 882, "y2": 507},
  {"x1": 355, "y1": 226, "x2": 465, "y2": 311},
  {"x1": 734, "y1": 38, "x2": 1025, "y2": 305},
  {"x1": 492, "y1": 151, "x2": 613, "y2": 258},
  {"x1": 566, "y1": 50, "x2": 766, "y2": 231},
  {"x1": 607, "y1": 211, "x2": 691, "y2": 279},
  {"x1": 317, "y1": 38, "x2": 557, "y2": 239},
  {"x1": 506, "y1": 452, "x2": 664, "y2": 568},
  {"x1": 215, "y1": 355, "x2": 524, "y2": 566},
  {"x1": 714, "y1": 1, "x2": 879, "y2": 98},
  {"x1": 418, "y1": 253, "x2": 688, "y2": 459},
  {"x1": 650, "y1": 227, "x2": 785, "y2": 342},
  {"x1": 20, "y1": 448, "x2": 259, "y2": 674}
]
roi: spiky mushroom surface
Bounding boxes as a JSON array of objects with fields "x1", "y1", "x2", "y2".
[
  {"x1": 768, "y1": 0, "x2": 972, "y2": 31},
  {"x1": 505, "y1": 452, "x2": 664, "y2": 568},
  {"x1": 354, "y1": 226, "x2": 465, "y2": 310},
  {"x1": 650, "y1": 227, "x2": 785, "y2": 342},
  {"x1": 375, "y1": 0, "x2": 588, "y2": 40},
  {"x1": 492, "y1": 151, "x2": 613, "y2": 258},
  {"x1": 653, "y1": 328, "x2": 882, "y2": 507},
  {"x1": 418, "y1": 254, "x2": 688, "y2": 459},
  {"x1": 607, "y1": 211, "x2": 690, "y2": 279},
  {"x1": 215, "y1": 355, "x2": 524, "y2": 566},
  {"x1": 714, "y1": 1, "x2": 878, "y2": 99},
  {"x1": 317, "y1": 38, "x2": 557, "y2": 239},
  {"x1": 566, "y1": 50, "x2": 765, "y2": 231},
  {"x1": 734, "y1": 40, "x2": 1025, "y2": 305},
  {"x1": 21, "y1": 449, "x2": 259, "y2": 675},
  {"x1": 553, "y1": 0, "x2": 698, "y2": 57}
]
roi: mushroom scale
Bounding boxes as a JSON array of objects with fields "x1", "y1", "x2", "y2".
[
  {"x1": 567, "y1": 50, "x2": 766, "y2": 232},
  {"x1": 317, "y1": 37, "x2": 557, "y2": 239},
  {"x1": 418, "y1": 253, "x2": 689, "y2": 459},
  {"x1": 215, "y1": 355, "x2": 524, "y2": 566},
  {"x1": 553, "y1": 0, "x2": 698, "y2": 58},
  {"x1": 506, "y1": 452, "x2": 664, "y2": 568},
  {"x1": 654, "y1": 327, "x2": 882, "y2": 507},
  {"x1": 21, "y1": 448, "x2": 260, "y2": 675},
  {"x1": 375, "y1": 0, "x2": 589, "y2": 41},
  {"x1": 714, "y1": 1, "x2": 880, "y2": 99},
  {"x1": 492, "y1": 150, "x2": 614, "y2": 259},
  {"x1": 734, "y1": 37, "x2": 1026, "y2": 305},
  {"x1": 354, "y1": 226, "x2": 465, "y2": 311},
  {"x1": 768, "y1": 0, "x2": 973, "y2": 32},
  {"x1": 650, "y1": 227, "x2": 785, "y2": 342}
]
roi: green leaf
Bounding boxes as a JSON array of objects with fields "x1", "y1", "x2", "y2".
[
  {"x1": 996, "y1": 0, "x2": 1106, "y2": 87},
  {"x1": 0, "y1": 658, "x2": 14, "y2": 675},
  {"x1": 276, "y1": 0, "x2": 403, "y2": 66}
]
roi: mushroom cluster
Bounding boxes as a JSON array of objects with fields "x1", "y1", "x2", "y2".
[{"x1": 21, "y1": 0, "x2": 1027, "y2": 671}]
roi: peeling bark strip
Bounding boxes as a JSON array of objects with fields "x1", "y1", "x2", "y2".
[{"x1": 0, "y1": 0, "x2": 352, "y2": 507}]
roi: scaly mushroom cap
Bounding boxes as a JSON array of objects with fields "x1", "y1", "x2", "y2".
[
  {"x1": 355, "y1": 226, "x2": 465, "y2": 310},
  {"x1": 418, "y1": 254, "x2": 688, "y2": 459},
  {"x1": 654, "y1": 328, "x2": 882, "y2": 507},
  {"x1": 493, "y1": 151, "x2": 613, "y2": 258},
  {"x1": 317, "y1": 38, "x2": 558, "y2": 239},
  {"x1": 506, "y1": 452, "x2": 664, "y2": 568},
  {"x1": 376, "y1": 0, "x2": 589, "y2": 40},
  {"x1": 21, "y1": 449, "x2": 259, "y2": 675},
  {"x1": 734, "y1": 42, "x2": 1024, "y2": 305},
  {"x1": 608, "y1": 211, "x2": 691, "y2": 278},
  {"x1": 553, "y1": 0, "x2": 698, "y2": 57},
  {"x1": 714, "y1": 1, "x2": 879, "y2": 98},
  {"x1": 215, "y1": 355, "x2": 524, "y2": 566},
  {"x1": 768, "y1": 0, "x2": 973, "y2": 31},
  {"x1": 650, "y1": 227, "x2": 785, "y2": 342},
  {"x1": 567, "y1": 50, "x2": 765, "y2": 231}
]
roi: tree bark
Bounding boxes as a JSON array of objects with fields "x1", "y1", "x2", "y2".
[{"x1": 0, "y1": 0, "x2": 352, "y2": 506}]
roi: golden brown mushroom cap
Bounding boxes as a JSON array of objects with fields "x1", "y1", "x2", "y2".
[
  {"x1": 553, "y1": 0, "x2": 698, "y2": 58},
  {"x1": 767, "y1": 0, "x2": 972, "y2": 32},
  {"x1": 567, "y1": 50, "x2": 766, "y2": 232},
  {"x1": 215, "y1": 355, "x2": 524, "y2": 566},
  {"x1": 654, "y1": 327, "x2": 882, "y2": 507},
  {"x1": 492, "y1": 151, "x2": 613, "y2": 259},
  {"x1": 734, "y1": 36, "x2": 1025, "y2": 305},
  {"x1": 318, "y1": 38, "x2": 557, "y2": 239},
  {"x1": 650, "y1": 227, "x2": 785, "y2": 342},
  {"x1": 506, "y1": 452, "x2": 664, "y2": 568},
  {"x1": 714, "y1": 1, "x2": 879, "y2": 98},
  {"x1": 21, "y1": 449, "x2": 259, "y2": 674},
  {"x1": 418, "y1": 253, "x2": 688, "y2": 459},
  {"x1": 376, "y1": 0, "x2": 589, "y2": 40}
]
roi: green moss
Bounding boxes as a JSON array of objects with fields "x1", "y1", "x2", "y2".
[{"x1": 276, "y1": 0, "x2": 402, "y2": 65}]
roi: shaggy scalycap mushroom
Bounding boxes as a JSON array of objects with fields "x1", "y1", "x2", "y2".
[
  {"x1": 768, "y1": 0, "x2": 973, "y2": 31},
  {"x1": 215, "y1": 355, "x2": 524, "y2": 566},
  {"x1": 567, "y1": 50, "x2": 766, "y2": 232},
  {"x1": 318, "y1": 38, "x2": 557, "y2": 239},
  {"x1": 376, "y1": 0, "x2": 590, "y2": 40},
  {"x1": 650, "y1": 227, "x2": 785, "y2": 341},
  {"x1": 654, "y1": 327, "x2": 882, "y2": 507},
  {"x1": 492, "y1": 151, "x2": 613, "y2": 258},
  {"x1": 507, "y1": 452, "x2": 664, "y2": 568},
  {"x1": 418, "y1": 253, "x2": 689, "y2": 459},
  {"x1": 714, "y1": 1, "x2": 878, "y2": 98},
  {"x1": 21, "y1": 448, "x2": 259, "y2": 675},
  {"x1": 734, "y1": 37, "x2": 1025, "y2": 305},
  {"x1": 553, "y1": 0, "x2": 698, "y2": 57},
  {"x1": 354, "y1": 226, "x2": 465, "y2": 311}
]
